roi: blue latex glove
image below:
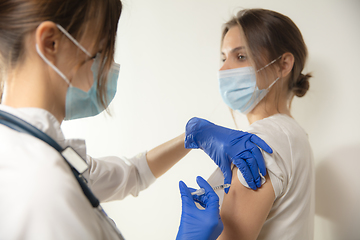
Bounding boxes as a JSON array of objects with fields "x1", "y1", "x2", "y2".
[
  {"x1": 185, "y1": 117, "x2": 273, "y2": 191},
  {"x1": 176, "y1": 176, "x2": 223, "y2": 240}
]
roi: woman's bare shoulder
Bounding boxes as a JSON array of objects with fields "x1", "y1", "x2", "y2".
[{"x1": 218, "y1": 167, "x2": 275, "y2": 240}]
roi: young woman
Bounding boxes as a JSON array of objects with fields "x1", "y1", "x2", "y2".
[
  {"x1": 0, "y1": 1, "x2": 272, "y2": 239},
  {"x1": 207, "y1": 8, "x2": 314, "y2": 240}
]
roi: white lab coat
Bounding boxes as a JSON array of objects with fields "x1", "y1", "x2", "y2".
[{"x1": 0, "y1": 105, "x2": 156, "y2": 239}]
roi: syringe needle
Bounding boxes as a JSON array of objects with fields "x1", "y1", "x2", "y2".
[{"x1": 213, "y1": 184, "x2": 231, "y2": 190}]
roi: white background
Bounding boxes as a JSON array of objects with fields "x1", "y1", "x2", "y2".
[{"x1": 62, "y1": 0, "x2": 360, "y2": 239}]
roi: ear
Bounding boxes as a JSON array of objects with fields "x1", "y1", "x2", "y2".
[
  {"x1": 279, "y1": 52, "x2": 294, "y2": 79},
  {"x1": 35, "y1": 21, "x2": 61, "y2": 64}
]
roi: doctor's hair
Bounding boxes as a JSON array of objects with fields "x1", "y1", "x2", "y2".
[
  {"x1": 221, "y1": 8, "x2": 311, "y2": 99},
  {"x1": 0, "y1": 0, "x2": 122, "y2": 107}
]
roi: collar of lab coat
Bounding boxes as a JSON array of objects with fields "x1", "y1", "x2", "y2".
[{"x1": 0, "y1": 105, "x2": 87, "y2": 160}]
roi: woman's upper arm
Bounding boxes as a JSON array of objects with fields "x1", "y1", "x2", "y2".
[{"x1": 218, "y1": 167, "x2": 275, "y2": 240}]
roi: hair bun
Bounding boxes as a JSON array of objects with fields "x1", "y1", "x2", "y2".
[{"x1": 293, "y1": 73, "x2": 311, "y2": 97}]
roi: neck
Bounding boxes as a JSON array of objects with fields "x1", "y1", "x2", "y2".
[
  {"x1": 2, "y1": 59, "x2": 68, "y2": 123},
  {"x1": 246, "y1": 95, "x2": 292, "y2": 125}
]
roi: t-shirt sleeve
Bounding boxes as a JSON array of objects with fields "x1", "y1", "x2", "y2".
[
  {"x1": 236, "y1": 120, "x2": 289, "y2": 200},
  {"x1": 236, "y1": 150, "x2": 285, "y2": 199}
]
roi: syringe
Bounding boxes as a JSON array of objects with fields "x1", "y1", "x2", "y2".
[{"x1": 191, "y1": 184, "x2": 231, "y2": 196}]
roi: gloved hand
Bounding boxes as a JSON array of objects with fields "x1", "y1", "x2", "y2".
[
  {"x1": 185, "y1": 117, "x2": 273, "y2": 191},
  {"x1": 176, "y1": 176, "x2": 223, "y2": 240}
]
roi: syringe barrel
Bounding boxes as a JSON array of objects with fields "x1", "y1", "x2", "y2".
[{"x1": 191, "y1": 188, "x2": 205, "y2": 196}]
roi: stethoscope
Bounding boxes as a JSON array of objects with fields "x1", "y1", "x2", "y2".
[{"x1": 0, "y1": 109, "x2": 125, "y2": 240}]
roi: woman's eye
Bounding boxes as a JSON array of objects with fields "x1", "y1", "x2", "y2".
[
  {"x1": 237, "y1": 54, "x2": 247, "y2": 61},
  {"x1": 221, "y1": 58, "x2": 226, "y2": 62}
]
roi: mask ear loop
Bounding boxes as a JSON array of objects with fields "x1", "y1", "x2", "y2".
[
  {"x1": 267, "y1": 76, "x2": 280, "y2": 90},
  {"x1": 35, "y1": 44, "x2": 72, "y2": 86},
  {"x1": 256, "y1": 55, "x2": 282, "y2": 73},
  {"x1": 56, "y1": 24, "x2": 92, "y2": 58},
  {"x1": 55, "y1": 24, "x2": 96, "y2": 88},
  {"x1": 255, "y1": 55, "x2": 282, "y2": 89}
]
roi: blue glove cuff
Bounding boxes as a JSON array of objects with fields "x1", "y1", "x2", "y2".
[{"x1": 184, "y1": 135, "x2": 199, "y2": 149}]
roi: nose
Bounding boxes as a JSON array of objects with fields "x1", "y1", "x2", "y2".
[{"x1": 220, "y1": 59, "x2": 232, "y2": 71}]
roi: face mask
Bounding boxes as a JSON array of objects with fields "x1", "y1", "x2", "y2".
[
  {"x1": 218, "y1": 57, "x2": 281, "y2": 114},
  {"x1": 36, "y1": 24, "x2": 120, "y2": 120}
]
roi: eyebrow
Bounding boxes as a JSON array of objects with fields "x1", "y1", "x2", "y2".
[{"x1": 221, "y1": 46, "x2": 246, "y2": 55}]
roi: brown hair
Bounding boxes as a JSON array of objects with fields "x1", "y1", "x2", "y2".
[
  {"x1": 222, "y1": 8, "x2": 311, "y2": 98},
  {"x1": 0, "y1": 0, "x2": 122, "y2": 107}
]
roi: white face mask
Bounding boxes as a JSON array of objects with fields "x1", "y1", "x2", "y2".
[
  {"x1": 218, "y1": 56, "x2": 281, "y2": 114},
  {"x1": 36, "y1": 24, "x2": 120, "y2": 120}
]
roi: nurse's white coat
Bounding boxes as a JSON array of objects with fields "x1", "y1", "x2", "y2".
[{"x1": 0, "y1": 105, "x2": 156, "y2": 239}]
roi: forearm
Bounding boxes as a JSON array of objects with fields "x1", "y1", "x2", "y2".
[
  {"x1": 146, "y1": 133, "x2": 191, "y2": 178},
  {"x1": 85, "y1": 153, "x2": 156, "y2": 201}
]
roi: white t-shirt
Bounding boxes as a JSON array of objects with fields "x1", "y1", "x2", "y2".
[{"x1": 208, "y1": 114, "x2": 315, "y2": 240}]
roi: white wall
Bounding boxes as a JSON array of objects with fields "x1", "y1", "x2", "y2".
[{"x1": 61, "y1": 0, "x2": 360, "y2": 239}]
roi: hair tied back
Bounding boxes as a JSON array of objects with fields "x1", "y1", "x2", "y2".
[{"x1": 293, "y1": 73, "x2": 311, "y2": 97}]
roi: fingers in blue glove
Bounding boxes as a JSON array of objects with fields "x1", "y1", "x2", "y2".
[
  {"x1": 177, "y1": 177, "x2": 223, "y2": 240},
  {"x1": 196, "y1": 176, "x2": 220, "y2": 209},
  {"x1": 250, "y1": 134, "x2": 273, "y2": 154},
  {"x1": 188, "y1": 187, "x2": 206, "y2": 208},
  {"x1": 179, "y1": 177, "x2": 221, "y2": 209},
  {"x1": 250, "y1": 145, "x2": 267, "y2": 177},
  {"x1": 233, "y1": 156, "x2": 257, "y2": 190},
  {"x1": 191, "y1": 194, "x2": 207, "y2": 209},
  {"x1": 240, "y1": 151, "x2": 262, "y2": 188},
  {"x1": 179, "y1": 181, "x2": 196, "y2": 208},
  {"x1": 188, "y1": 187, "x2": 197, "y2": 193},
  {"x1": 220, "y1": 158, "x2": 232, "y2": 194}
]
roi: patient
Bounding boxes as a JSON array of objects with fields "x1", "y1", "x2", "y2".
[{"x1": 208, "y1": 8, "x2": 314, "y2": 240}]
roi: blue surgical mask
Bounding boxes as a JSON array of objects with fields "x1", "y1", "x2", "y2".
[
  {"x1": 36, "y1": 24, "x2": 120, "y2": 120},
  {"x1": 218, "y1": 57, "x2": 280, "y2": 114}
]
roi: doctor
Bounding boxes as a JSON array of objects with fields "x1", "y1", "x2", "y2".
[{"x1": 0, "y1": 0, "x2": 272, "y2": 239}]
